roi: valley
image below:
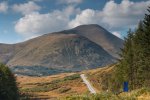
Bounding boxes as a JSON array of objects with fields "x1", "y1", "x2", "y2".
[
  {"x1": 18, "y1": 65, "x2": 150, "y2": 100},
  {"x1": 0, "y1": 0, "x2": 150, "y2": 100}
]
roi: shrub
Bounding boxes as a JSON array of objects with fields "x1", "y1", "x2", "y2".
[
  {"x1": 0, "y1": 63, "x2": 19, "y2": 100},
  {"x1": 58, "y1": 87, "x2": 71, "y2": 93},
  {"x1": 63, "y1": 74, "x2": 80, "y2": 81}
]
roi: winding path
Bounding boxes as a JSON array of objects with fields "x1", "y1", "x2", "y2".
[{"x1": 80, "y1": 74, "x2": 96, "y2": 94}]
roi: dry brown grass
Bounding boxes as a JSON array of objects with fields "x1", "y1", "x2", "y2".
[
  {"x1": 17, "y1": 72, "x2": 88, "y2": 99},
  {"x1": 17, "y1": 73, "x2": 74, "y2": 86},
  {"x1": 83, "y1": 65, "x2": 114, "y2": 92},
  {"x1": 17, "y1": 65, "x2": 150, "y2": 100},
  {"x1": 138, "y1": 93, "x2": 150, "y2": 100}
]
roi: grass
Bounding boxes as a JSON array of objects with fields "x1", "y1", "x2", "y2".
[
  {"x1": 62, "y1": 88, "x2": 150, "y2": 100},
  {"x1": 61, "y1": 65, "x2": 150, "y2": 100},
  {"x1": 21, "y1": 83, "x2": 60, "y2": 92},
  {"x1": 86, "y1": 65, "x2": 114, "y2": 92},
  {"x1": 63, "y1": 92, "x2": 119, "y2": 100},
  {"x1": 57, "y1": 87, "x2": 71, "y2": 93},
  {"x1": 18, "y1": 65, "x2": 150, "y2": 99},
  {"x1": 20, "y1": 74, "x2": 80, "y2": 92},
  {"x1": 18, "y1": 73, "x2": 87, "y2": 99},
  {"x1": 63, "y1": 74, "x2": 80, "y2": 81}
]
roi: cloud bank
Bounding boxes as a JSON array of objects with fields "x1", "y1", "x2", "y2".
[
  {"x1": 14, "y1": 0, "x2": 150, "y2": 39},
  {"x1": 69, "y1": 0, "x2": 150, "y2": 31},
  {"x1": 15, "y1": 6, "x2": 80, "y2": 38},
  {"x1": 12, "y1": 1, "x2": 41, "y2": 15}
]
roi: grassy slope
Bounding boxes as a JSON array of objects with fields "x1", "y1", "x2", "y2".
[
  {"x1": 67, "y1": 64, "x2": 150, "y2": 100},
  {"x1": 17, "y1": 73, "x2": 88, "y2": 99},
  {"x1": 18, "y1": 64, "x2": 150, "y2": 100},
  {"x1": 85, "y1": 65, "x2": 114, "y2": 92}
]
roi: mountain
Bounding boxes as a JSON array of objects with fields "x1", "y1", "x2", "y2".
[
  {"x1": 63, "y1": 24, "x2": 123, "y2": 58},
  {"x1": 0, "y1": 24, "x2": 123, "y2": 76}
]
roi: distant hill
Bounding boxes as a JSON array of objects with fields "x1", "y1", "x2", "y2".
[{"x1": 0, "y1": 24, "x2": 123, "y2": 76}]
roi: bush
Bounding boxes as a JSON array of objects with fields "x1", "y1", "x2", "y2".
[
  {"x1": 58, "y1": 87, "x2": 71, "y2": 93},
  {"x1": 0, "y1": 63, "x2": 19, "y2": 100},
  {"x1": 22, "y1": 84, "x2": 60, "y2": 92},
  {"x1": 63, "y1": 74, "x2": 80, "y2": 81}
]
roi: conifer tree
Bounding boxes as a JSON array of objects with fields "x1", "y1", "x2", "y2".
[
  {"x1": 114, "y1": 7, "x2": 150, "y2": 90},
  {"x1": 0, "y1": 63, "x2": 19, "y2": 100},
  {"x1": 133, "y1": 7, "x2": 150, "y2": 88},
  {"x1": 113, "y1": 29, "x2": 135, "y2": 91},
  {"x1": 133, "y1": 21, "x2": 144, "y2": 88},
  {"x1": 138, "y1": 6, "x2": 150, "y2": 87}
]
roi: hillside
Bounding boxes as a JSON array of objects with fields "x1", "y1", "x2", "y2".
[
  {"x1": 18, "y1": 73, "x2": 88, "y2": 99},
  {"x1": 18, "y1": 65, "x2": 150, "y2": 99},
  {"x1": 0, "y1": 24, "x2": 123, "y2": 76},
  {"x1": 63, "y1": 24, "x2": 123, "y2": 58}
]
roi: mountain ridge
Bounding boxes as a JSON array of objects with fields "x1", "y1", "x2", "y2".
[
  {"x1": 0, "y1": 24, "x2": 123, "y2": 76},
  {"x1": 62, "y1": 24, "x2": 123, "y2": 58}
]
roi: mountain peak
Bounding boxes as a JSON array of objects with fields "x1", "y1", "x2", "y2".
[
  {"x1": 72, "y1": 24, "x2": 105, "y2": 31},
  {"x1": 74, "y1": 24, "x2": 101, "y2": 28},
  {"x1": 0, "y1": 24, "x2": 123, "y2": 76},
  {"x1": 63, "y1": 24, "x2": 123, "y2": 58}
]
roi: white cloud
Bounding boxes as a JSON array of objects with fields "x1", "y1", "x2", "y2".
[
  {"x1": 112, "y1": 31, "x2": 122, "y2": 38},
  {"x1": 0, "y1": 2, "x2": 8, "y2": 13},
  {"x1": 14, "y1": 6, "x2": 79, "y2": 38},
  {"x1": 15, "y1": 12, "x2": 69, "y2": 37},
  {"x1": 12, "y1": 1, "x2": 41, "y2": 15},
  {"x1": 68, "y1": 9, "x2": 101, "y2": 28},
  {"x1": 69, "y1": 0, "x2": 150, "y2": 31},
  {"x1": 15, "y1": 0, "x2": 150, "y2": 39},
  {"x1": 101, "y1": 0, "x2": 150, "y2": 30},
  {"x1": 57, "y1": 0, "x2": 83, "y2": 5}
]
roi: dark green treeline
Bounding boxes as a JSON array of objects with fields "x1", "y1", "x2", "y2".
[
  {"x1": 114, "y1": 7, "x2": 150, "y2": 91},
  {"x1": 0, "y1": 63, "x2": 19, "y2": 100}
]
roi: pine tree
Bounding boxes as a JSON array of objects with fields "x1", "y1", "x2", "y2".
[
  {"x1": 0, "y1": 63, "x2": 19, "y2": 100},
  {"x1": 133, "y1": 7, "x2": 150, "y2": 88},
  {"x1": 133, "y1": 21, "x2": 144, "y2": 88},
  {"x1": 114, "y1": 29, "x2": 135, "y2": 90},
  {"x1": 112, "y1": 6, "x2": 150, "y2": 92},
  {"x1": 138, "y1": 6, "x2": 150, "y2": 87}
]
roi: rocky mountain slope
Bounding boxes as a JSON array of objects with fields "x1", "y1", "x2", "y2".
[
  {"x1": 63, "y1": 24, "x2": 123, "y2": 58},
  {"x1": 0, "y1": 24, "x2": 123, "y2": 76}
]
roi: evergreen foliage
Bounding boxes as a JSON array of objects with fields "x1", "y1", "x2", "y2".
[
  {"x1": 114, "y1": 6, "x2": 150, "y2": 91},
  {"x1": 0, "y1": 63, "x2": 19, "y2": 100}
]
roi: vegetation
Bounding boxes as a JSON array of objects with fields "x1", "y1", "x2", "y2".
[
  {"x1": 63, "y1": 87, "x2": 150, "y2": 100},
  {"x1": 0, "y1": 63, "x2": 19, "y2": 100},
  {"x1": 63, "y1": 74, "x2": 80, "y2": 81},
  {"x1": 86, "y1": 7, "x2": 150, "y2": 97},
  {"x1": 17, "y1": 73, "x2": 88, "y2": 99},
  {"x1": 64, "y1": 92, "x2": 118, "y2": 100},
  {"x1": 87, "y1": 65, "x2": 114, "y2": 91},
  {"x1": 21, "y1": 74, "x2": 80, "y2": 93},
  {"x1": 57, "y1": 87, "x2": 71, "y2": 93},
  {"x1": 3, "y1": 6, "x2": 149, "y2": 100},
  {"x1": 113, "y1": 6, "x2": 150, "y2": 91}
]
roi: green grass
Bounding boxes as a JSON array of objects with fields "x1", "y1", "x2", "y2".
[
  {"x1": 61, "y1": 88, "x2": 150, "y2": 100},
  {"x1": 63, "y1": 74, "x2": 80, "y2": 81},
  {"x1": 63, "y1": 92, "x2": 119, "y2": 100}
]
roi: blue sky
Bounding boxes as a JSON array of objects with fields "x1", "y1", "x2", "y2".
[{"x1": 0, "y1": 0, "x2": 150, "y2": 44}]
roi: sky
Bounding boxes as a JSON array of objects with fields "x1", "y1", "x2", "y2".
[{"x1": 0, "y1": 0, "x2": 150, "y2": 44}]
